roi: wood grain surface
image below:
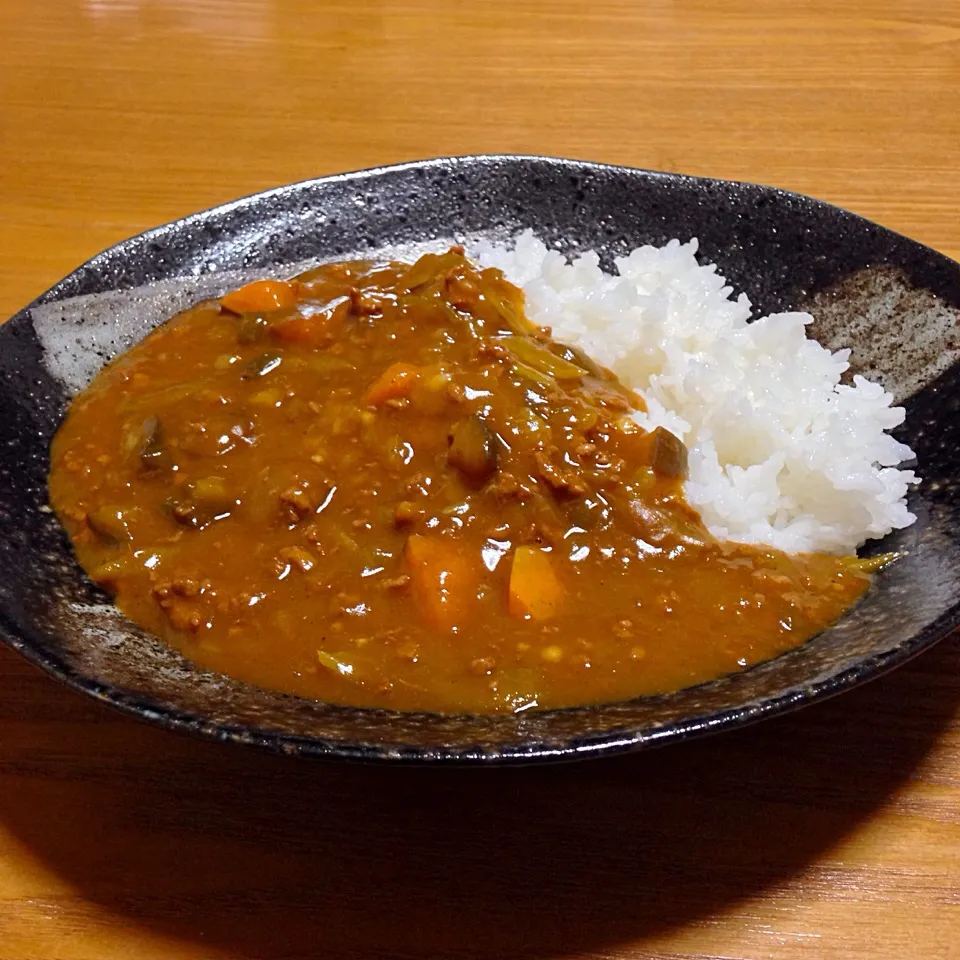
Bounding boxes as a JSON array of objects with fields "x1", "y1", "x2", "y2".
[{"x1": 1, "y1": 1, "x2": 958, "y2": 958}]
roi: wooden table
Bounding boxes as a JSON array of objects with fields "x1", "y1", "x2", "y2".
[{"x1": 1, "y1": 2, "x2": 958, "y2": 957}]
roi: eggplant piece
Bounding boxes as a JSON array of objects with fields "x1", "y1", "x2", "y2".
[
  {"x1": 86, "y1": 506, "x2": 134, "y2": 543},
  {"x1": 448, "y1": 415, "x2": 498, "y2": 485},
  {"x1": 166, "y1": 476, "x2": 236, "y2": 530},
  {"x1": 647, "y1": 427, "x2": 688, "y2": 479},
  {"x1": 237, "y1": 314, "x2": 270, "y2": 344},
  {"x1": 139, "y1": 416, "x2": 174, "y2": 471},
  {"x1": 628, "y1": 499, "x2": 711, "y2": 548}
]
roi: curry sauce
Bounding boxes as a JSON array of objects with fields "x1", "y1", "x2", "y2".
[{"x1": 48, "y1": 250, "x2": 871, "y2": 714}]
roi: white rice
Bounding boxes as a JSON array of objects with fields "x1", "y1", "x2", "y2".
[{"x1": 473, "y1": 231, "x2": 918, "y2": 555}]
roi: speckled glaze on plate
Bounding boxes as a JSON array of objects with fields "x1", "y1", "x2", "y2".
[{"x1": 2, "y1": 155, "x2": 959, "y2": 765}]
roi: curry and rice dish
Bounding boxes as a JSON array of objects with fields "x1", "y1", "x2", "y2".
[{"x1": 47, "y1": 239, "x2": 915, "y2": 714}]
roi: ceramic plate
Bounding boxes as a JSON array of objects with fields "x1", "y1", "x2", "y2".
[{"x1": 2, "y1": 155, "x2": 958, "y2": 763}]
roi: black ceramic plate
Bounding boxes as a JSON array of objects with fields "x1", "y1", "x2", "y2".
[{"x1": 2, "y1": 155, "x2": 959, "y2": 764}]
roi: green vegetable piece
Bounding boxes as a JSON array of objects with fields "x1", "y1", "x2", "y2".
[
  {"x1": 317, "y1": 651, "x2": 355, "y2": 676},
  {"x1": 399, "y1": 251, "x2": 466, "y2": 292},
  {"x1": 241, "y1": 352, "x2": 283, "y2": 379},
  {"x1": 481, "y1": 286, "x2": 536, "y2": 335},
  {"x1": 547, "y1": 341, "x2": 604, "y2": 378},
  {"x1": 509, "y1": 360, "x2": 555, "y2": 390},
  {"x1": 502, "y1": 335, "x2": 585, "y2": 381}
]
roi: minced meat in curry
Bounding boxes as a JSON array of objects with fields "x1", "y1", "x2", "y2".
[{"x1": 48, "y1": 249, "x2": 874, "y2": 713}]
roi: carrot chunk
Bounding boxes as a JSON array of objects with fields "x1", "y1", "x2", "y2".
[
  {"x1": 508, "y1": 547, "x2": 563, "y2": 620},
  {"x1": 404, "y1": 534, "x2": 473, "y2": 630},
  {"x1": 364, "y1": 362, "x2": 423, "y2": 406},
  {"x1": 220, "y1": 280, "x2": 298, "y2": 314},
  {"x1": 270, "y1": 314, "x2": 332, "y2": 347}
]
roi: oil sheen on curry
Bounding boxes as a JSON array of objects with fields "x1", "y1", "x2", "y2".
[{"x1": 49, "y1": 249, "x2": 877, "y2": 714}]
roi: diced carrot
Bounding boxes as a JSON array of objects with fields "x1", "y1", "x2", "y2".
[
  {"x1": 270, "y1": 299, "x2": 350, "y2": 348},
  {"x1": 508, "y1": 547, "x2": 564, "y2": 620},
  {"x1": 404, "y1": 534, "x2": 474, "y2": 630},
  {"x1": 220, "y1": 280, "x2": 298, "y2": 314},
  {"x1": 364, "y1": 362, "x2": 423, "y2": 406},
  {"x1": 270, "y1": 314, "x2": 334, "y2": 348}
]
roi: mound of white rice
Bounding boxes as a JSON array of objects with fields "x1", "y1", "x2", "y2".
[{"x1": 473, "y1": 231, "x2": 918, "y2": 555}]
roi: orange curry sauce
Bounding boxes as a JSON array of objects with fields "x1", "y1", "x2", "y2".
[{"x1": 48, "y1": 250, "x2": 869, "y2": 713}]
